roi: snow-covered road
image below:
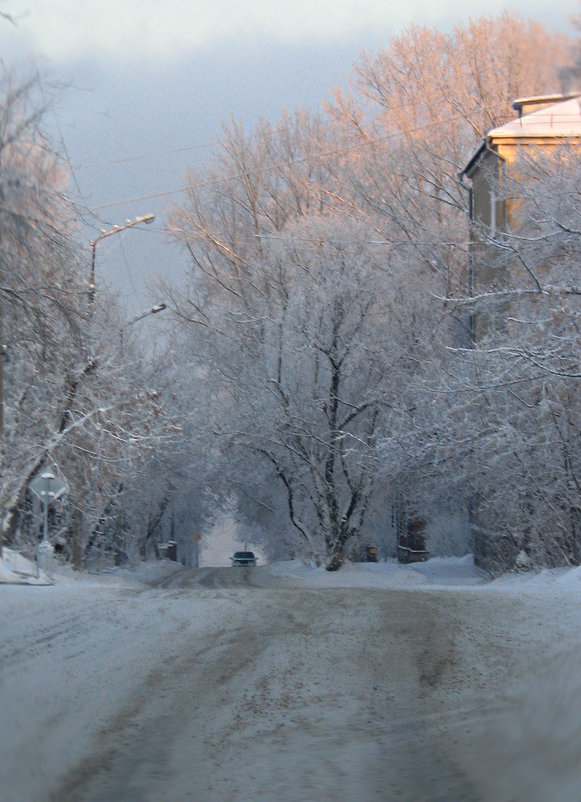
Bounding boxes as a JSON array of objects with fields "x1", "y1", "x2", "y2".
[{"x1": 1, "y1": 560, "x2": 581, "y2": 801}]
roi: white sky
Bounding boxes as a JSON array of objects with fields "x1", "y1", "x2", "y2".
[{"x1": 5, "y1": 0, "x2": 579, "y2": 62}]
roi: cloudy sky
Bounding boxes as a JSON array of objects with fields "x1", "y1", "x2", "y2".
[{"x1": 1, "y1": 0, "x2": 579, "y2": 311}]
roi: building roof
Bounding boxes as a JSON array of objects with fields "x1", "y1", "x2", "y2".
[
  {"x1": 510, "y1": 94, "x2": 580, "y2": 117},
  {"x1": 460, "y1": 94, "x2": 581, "y2": 178},
  {"x1": 487, "y1": 94, "x2": 581, "y2": 139}
]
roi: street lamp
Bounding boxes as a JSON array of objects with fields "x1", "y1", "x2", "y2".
[
  {"x1": 120, "y1": 302, "x2": 167, "y2": 354},
  {"x1": 89, "y1": 213, "x2": 155, "y2": 302},
  {"x1": 126, "y1": 302, "x2": 167, "y2": 325}
]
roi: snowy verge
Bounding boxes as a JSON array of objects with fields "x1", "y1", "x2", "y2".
[
  {"x1": 267, "y1": 554, "x2": 489, "y2": 588},
  {"x1": 3, "y1": 547, "x2": 581, "y2": 602},
  {"x1": 0, "y1": 547, "x2": 53, "y2": 585},
  {"x1": 267, "y1": 554, "x2": 581, "y2": 597},
  {"x1": 0, "y1": 548, "x2": 184, "y2": 587}
]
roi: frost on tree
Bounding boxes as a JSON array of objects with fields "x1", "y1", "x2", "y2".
[{"x1": 459, "y1": 94, "x2": 581, "y2": 572}]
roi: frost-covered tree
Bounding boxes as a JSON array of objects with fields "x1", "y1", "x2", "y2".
[
  {"x1": 168, "y1": 203, "x2": 450, "y2": 568},
  {"x1": 459, "y1": 146, "x2": 581, "y2": 568},
  {"x1": 0, "y1": 67, "x2": 90, "y2": 549},
  {"x1": 390, "y1": 144, "x2": 581, "y2": 571},
  {"x1": 0, "y1": 69, "x2": 181, "y2": 566},
  {"x1": 326, "y1": 13, "x2": 570, "y2": 305},
  {"x1": 166, "y1": 12, "x2": 577, "y2": 571}
]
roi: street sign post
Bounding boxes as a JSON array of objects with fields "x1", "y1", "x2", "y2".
[
  {"x1": 29, "y1": 472, "x2": 67, "y2": 577},
  {"x1": 29, "y1": 472, "x2": 67, "y2": 506}
]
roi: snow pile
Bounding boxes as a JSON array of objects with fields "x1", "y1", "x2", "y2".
[
  {"x1": 0, "y1": 548, "x2": 186, "y2": 587},
  {"x1": 554, "y1": 564, "x2": 581, "y2": 587},
  {"x1": 269, "y1": 555, "x2": 581, "y2": 600},
  {"x1": 0, "y1": 547, "x2": 53, "y2": 585},
  {"x1": 269, "y1": 554, "x2": 488, "y2": 588}
]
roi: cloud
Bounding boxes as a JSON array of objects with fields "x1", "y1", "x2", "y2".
[
  {"x1": 1, "y1": 1, "x2": 395, "y2": 60},
  {"x1": 0, "y1": 0, "x2": 521, "y2": 63},
  {"x1": 2, "y1": 0, "x2": 578, "y2": 66}
]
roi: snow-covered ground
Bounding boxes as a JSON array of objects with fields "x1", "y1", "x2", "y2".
[
  {"x1": 4, "y1": 545, "x2": 579, "y2": 594},
  {"x1": 1, "y1": 550, "x2": 581, "y2": 801},
  {"x1": 0, "y1": 546, "x2": 54, "y2": 585},
  {"x1": 271, "y1": 551, "x2": 581, "y2": 597},
  {"x1": 270, "y1": 553, "x2": 489, "y2": 587}
]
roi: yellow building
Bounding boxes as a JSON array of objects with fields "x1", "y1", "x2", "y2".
[
  {"x1": 461, "y1": 94, "x2": 581, "y2": 340},
  {"x1": 462, "y1": 93, "x2": 581, "y2": 236}
]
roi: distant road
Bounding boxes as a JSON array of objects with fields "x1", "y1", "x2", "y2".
[{"x1": 1, "y1": 566, "x2": 577, "y2": 802}]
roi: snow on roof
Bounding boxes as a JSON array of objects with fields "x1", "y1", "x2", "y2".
[
  {"x1": 488, "y1": 94, "x2": 581, "y2": 139},
  {"x1": 460, "y1": 94, "x2": 581, "y2": 176},
  {"x1": 510, "y1": 94, "x2": 580, "y2": 114}
]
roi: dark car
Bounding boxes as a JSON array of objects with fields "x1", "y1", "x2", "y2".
[{"x1": 231, "y1": 551, "x2": 257, "y2": 567}]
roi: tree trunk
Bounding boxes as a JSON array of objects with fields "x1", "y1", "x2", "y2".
[{"x1": 325, "y1": 546, "x2": 344, "y2": 571}]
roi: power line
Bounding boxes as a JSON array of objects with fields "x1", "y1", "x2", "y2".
[
  {"x1": 92, "y1": 141, "x2": 215, "y2": 168},
  {"x1": 91, "y1": 105, "x2": 488, "y2": 213},
  {"x1": 37, "y1": 72, "x2": 98, "y2": 228}
]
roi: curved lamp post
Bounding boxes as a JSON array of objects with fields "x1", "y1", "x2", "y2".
[{"x1": 89, "y1": 213, "x2": 155, "y2": 303}]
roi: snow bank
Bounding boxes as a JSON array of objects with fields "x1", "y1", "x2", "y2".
[
  {"x1": 5, "y1": 547, "x2": 581, "y2": 601},
  {"x1": 269, "y1": 554, "x2": 487, "y2": 589},
  {"x1": 0, "y1": 548, "x2": 185, "y2": 588},
  {"x1": 268, "y1": 555, "x2": 581, "y2": 600},
  {"x1": 0, "y1": 547, "x2": 53, "y2": 585}
]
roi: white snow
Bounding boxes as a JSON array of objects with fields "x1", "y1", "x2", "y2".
[
  {"x1": 269, "y1": 553, "x2": 581, "y2": 601},
  {"x1": 0, "y1": 547, "x2": 53, "y2": 585},
  {"x1": 268, "y1": 553, "x2": 489, "y2": 588},
  {"x1": 2, "y1": 551, "x2": 581, "y2": 801},
  {"x1": 488, "y1": 95, "x2": 581, "y2": 139},
  {"x1": 0, "y1": 556, "x2": 240, "y2": 802}
]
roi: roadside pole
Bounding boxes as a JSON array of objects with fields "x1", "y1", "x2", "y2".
[{"x1": 29, "y1": 472, "x2": 67, "y2": 577}]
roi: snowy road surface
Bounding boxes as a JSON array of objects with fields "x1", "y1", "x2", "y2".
[{"x1": 1, "y1": 560, "x2": 581, "y2": 801}]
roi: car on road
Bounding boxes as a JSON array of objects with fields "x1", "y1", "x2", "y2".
[{"x1": 231, "y1": 551, "x2": 257, "y2": 567}]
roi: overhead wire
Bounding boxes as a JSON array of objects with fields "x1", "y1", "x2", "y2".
[
  {"x1": 93, "y1": 140, "x2": 215, "y2": 168},
  {"x1": 36, "y1": 71, "x2": 101, "y2": 229},
  {"x1": 89, "y1": 103, "x2": 495, "y2": 213}
]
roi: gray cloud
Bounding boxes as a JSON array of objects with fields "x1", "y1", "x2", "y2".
[{"x1": 3, "y1": 1, "x2": 579, "y2": 315}]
